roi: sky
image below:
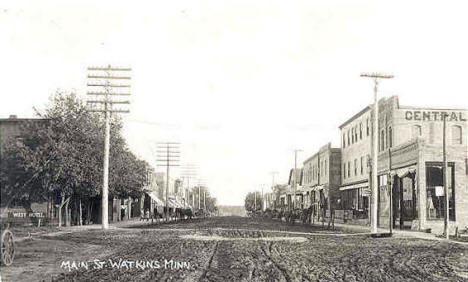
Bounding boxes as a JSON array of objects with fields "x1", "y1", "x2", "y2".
[{"x1": 1, "y1": 1, "x2": 468, "y2": 205}]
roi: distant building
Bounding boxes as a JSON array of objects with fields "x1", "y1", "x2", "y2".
[
  {"x1": 286, "y1": 168, "x2": 303, "y2": 209},
  {"x1": 0, "y1": 115, "x2": 48, "y2": 159},
  {"x1": 302, "y1": 143, "x2": 341, "y2": 219}
]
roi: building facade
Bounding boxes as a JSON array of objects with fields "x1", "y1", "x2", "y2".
[
  {"x1": 286, "y1": 168, "x2": 303, "y2": 209},
  {"x1": 339, "y1": 96, "x2": 468, "y2": 233},
  {"x1": 302, "y1": 143, "x2": 341, "y2": 220},
  {"x1": 339, "y1": 106, "x2": 372, "y2": 223}
]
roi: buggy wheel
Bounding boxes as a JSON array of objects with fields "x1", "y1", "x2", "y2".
[{"x1": 2, "y1": 229, "x2": 15, "y2": 266}]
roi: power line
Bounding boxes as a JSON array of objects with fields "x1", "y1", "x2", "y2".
[
  {"x1": 156, "y1": 142, "x2": 180, "y2": 221},
  {"x1": 360, "y1": 72, "x2": 394, "y2": 235},
  {"x1": 86, "y1": 64, "x2": 131, "y2": 230},
  {"x1": 180, "y1": 164, "x2": 199, "y2": 209}
]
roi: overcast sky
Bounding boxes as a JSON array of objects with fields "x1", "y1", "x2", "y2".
[{"x1": 2, "y1": 1, "x2": 467, "y2": 205}]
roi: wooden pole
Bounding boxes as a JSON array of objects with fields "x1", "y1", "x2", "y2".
[
  {"x1": 443, "y1": 114, "x2": 449, "y2": 239},
  {"x1": 388, "y1": 149, "x2": 393, "y2": 235},
  {"x1": 254, "y1": 192, "x2": 257, "y2": 211}
]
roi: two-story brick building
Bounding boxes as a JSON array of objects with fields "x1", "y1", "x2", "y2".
[
  {"x1": 339, "y1": 96, "x2": 468, "y2": 233},
  {"x1": 301, "y1": 143, "x2": 341, "y2": 220}
]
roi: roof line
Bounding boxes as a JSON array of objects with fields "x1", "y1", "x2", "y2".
[{"x1": 338, "y1": 105, "x2": 371, "y2": 129}]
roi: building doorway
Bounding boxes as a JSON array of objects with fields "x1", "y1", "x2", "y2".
[{"x1": 392, "y1": 173, "x2": 417, "y2": 229}]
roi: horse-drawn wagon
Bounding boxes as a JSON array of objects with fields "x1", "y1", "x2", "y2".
[{"x1": 1, "y1": 222, "x2": 15, "y2": 266}]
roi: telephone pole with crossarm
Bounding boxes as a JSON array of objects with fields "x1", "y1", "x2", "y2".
[{"x1": 87, "y1": 65, "x2": 131, "y2": 230}]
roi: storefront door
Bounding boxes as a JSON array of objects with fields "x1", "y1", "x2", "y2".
[{"x1": 392, "y1": 173, "x2": 417, "y2": 229}]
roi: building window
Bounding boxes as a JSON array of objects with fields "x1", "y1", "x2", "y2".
[
  {"x1": 360, "y1": 156, "x2": 364, "y2": 175},
  {"x1": 452, "y1": 125, "x2": 462, "y2": 144},
  {"x1": 351, "y1": 128, "x2": 355, "y2": 144},
  {"x1": 343, "y1": 163, "x2": 346, "y2": 180},
  {"x1": 412, "y1": 125, "x2": 422, "y2": 139},
  {"x1": 359, "y1": 123, "x2": 363, "y2": 140},
  {"x1": 355, "y1": 126, "x2": 358, "y2": 141},
  {"x1": 343, "y1": 134, "x2": 346, "y2": 148},
  {"x1": 354, "y1": 159, "x2": 357, "y2": 176},
  {"x1": 347, "y1": 130, "x2": 350, "y2": 146},
  {"x1": 324, "y1": 159, "x2": 327, "y2": 176},
  {"x1": 347, "y1": 161, "x2": 351, "y2": 178},
  {"x1": 380, "y1": 129, "x2": 385, "y2": 151},
  {"x1": 426, "y1": 163, "x2": 455, "y2": 221},
  {"x1": 366, "y1": 118, "x2": 370, "y2": 136},
  {"x1": 388, "y1": 126, "x2": 393, "y2": 148}
]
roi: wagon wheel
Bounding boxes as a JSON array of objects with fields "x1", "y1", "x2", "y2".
[{"x1": 1, "y1": 229, "x2": 15, "y2": 266}]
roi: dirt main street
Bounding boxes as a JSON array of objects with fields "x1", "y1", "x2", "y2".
[{"x1": 2, "y1": 217, "x2": 468, "y2": 282}]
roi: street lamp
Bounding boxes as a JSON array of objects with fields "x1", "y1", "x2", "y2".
[{"x1": 360, "y1": 72, "x2": 394, "y2": 234}]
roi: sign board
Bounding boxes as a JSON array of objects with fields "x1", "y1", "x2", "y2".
[
  {"x1": 435, "y1": 186, "x2": 444, "y2": 197},
  {"x1": 405, "y1": 110, "x2": 466, "y2": 122}
]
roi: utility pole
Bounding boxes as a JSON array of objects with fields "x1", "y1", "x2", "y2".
[
  {"x1": 181, "y1": 164, "x2": 198, "y2": 209},
  {"x1": 156, "y1": 142, "x2": 180, "y2": 221},
  {"x1": 270, "y1": 171, "x2": 278, "y2": 208},
  {"x1": 388, "y1": 148, "x2": 393, "y2": 235},
  {"x1": 197, "y1": 179, "x2": 206, "y2": 212},
  {"x1": 254, "y1": 191, "x2": 257, "y2": 211},
  {"x1": 293, "y1": 149, "x2": 302, "y2": 210},
  {"x1": 361, "y1": 72, "x2": 394, "y2": 234},
  {"x1": 203, "y1": 190, "x2": 206, "y2": 216},
  {"x1": 443, "y1": 114, "x2": 449, "y2": 239},
  {"x1": 261, "y1": 184, "x2": 264, "y2": 211},
  {"x1": 87, "y1": 65, "x2": 131, "y2": 230},
  {"x1": 198, "y1": 185, "x2": 201, "y2": 210}
]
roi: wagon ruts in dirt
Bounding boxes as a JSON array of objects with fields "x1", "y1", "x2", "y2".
[{"x1": 1, "y1": 222, "x2": 15, "y2": 266}]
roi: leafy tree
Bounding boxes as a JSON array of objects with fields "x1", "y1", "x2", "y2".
[
  {"x1": 0, "y1": 91, "x2": 149, "y2": 226},
  {"x1": 244, "y1": 191, "x2": 263, "y2": 212}
]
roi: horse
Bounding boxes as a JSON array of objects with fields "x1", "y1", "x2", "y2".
[{"x1": 179, "y1": 208, "x2": 193, "y2": 220}]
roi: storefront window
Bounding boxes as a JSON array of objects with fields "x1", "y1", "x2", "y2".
[
  {"x1": 426, "y1": 163, "x2": 455, "y2": 221},
  {"x1": 340, "y1": 188, "x2": 368, "y2": 219}
]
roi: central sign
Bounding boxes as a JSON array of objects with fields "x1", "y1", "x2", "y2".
[{"x1": 405, "y1": 110, "x2": 466, "y2": 122}]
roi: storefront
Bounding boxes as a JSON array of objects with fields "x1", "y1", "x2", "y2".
[
  {"x1": 377, "y1": 137, "x2": 467, "y2": 233},
  {"x1": 338, "y1": 182, "x2": 369, "y2": 222}
]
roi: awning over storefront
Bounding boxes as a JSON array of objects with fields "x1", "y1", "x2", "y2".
[
  {"x1": 391, "y1": 166, "x2": 417, "y2": 178},
  {"x1": 147, "y1": 191, "x2": 165, "y2": 206},
  {"x1": 167, "y1": 198, "x2": 184, "y2": 209},
  {"x1": 174, "y1": 200, "x2": 184, "y2": 208},
  {"x1": 339, "y1": 182, "x2": 368, "y2": 192}
]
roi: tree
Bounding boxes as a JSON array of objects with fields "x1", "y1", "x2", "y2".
[
  {"x1": 244, "y1": 191, "x2": 262, "y2": 212},
  {"x1": 272, "y1": 184, "x2": 288, "y2": 208},
  {"x1": 0, "y1": 91, "x2": 149, "y2": 226}
]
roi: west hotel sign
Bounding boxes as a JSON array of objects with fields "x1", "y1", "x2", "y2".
[{"x1": 405, "y1": 110, "x2": 467, "y2": 122}]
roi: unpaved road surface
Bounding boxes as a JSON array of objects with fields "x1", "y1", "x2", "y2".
[{"x1": 2, "y1": 217, "x2": 468, "y2": 281}]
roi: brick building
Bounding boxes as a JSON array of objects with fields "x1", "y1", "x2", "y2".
[
  {"x1": 283, "y1": 168, "x2": 303, "y2": 209},
  {"x1": 301, "y1": 143, "x2": 341, "y2": 220},
  {"x1": 339, "y1": 96, "x2": 468, "y2": 233},
  {"x1": 0, "y1": 115, "x2": 48, "y2": 158},
  {"x1": 339, "y1": 106, "x2": 372, "y2": 224}
]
